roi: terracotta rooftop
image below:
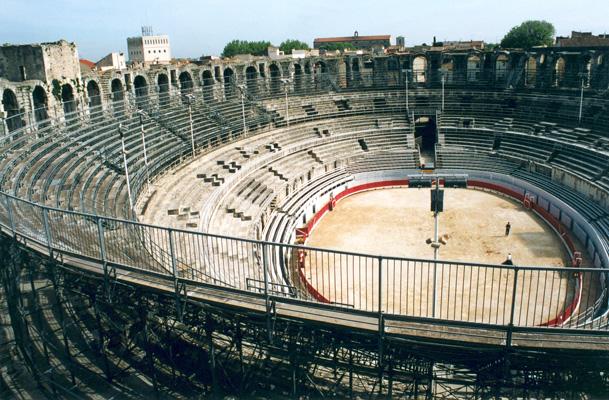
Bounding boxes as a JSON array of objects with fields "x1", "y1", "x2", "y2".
[
  {"x1": 314, "y1": 35, "x2": 391, "y2": 43},
  {"x1": 79, "y1": 59, "x2": 95, "y2": 68},
  {"x1": 556, "y1": 37, "x2": 609, "y2": 47}
]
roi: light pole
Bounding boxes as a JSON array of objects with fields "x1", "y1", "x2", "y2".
[
  {"x1": 280, "y1": 77, "x2": 292, "y2": 128},
  {"x1": 429, "y1": 177, "x2": 445, "y2": 318},
  {"x1": 440, "y1": 69, "x2": 447, "y2": 111},
  {"x1": 578, "y1": 73, "x2": 585, "y2": 125},
  {"x1": 403, "y1": 69, "x2": 411, "y2": 110},
  {"x1": 118, "y1": 123, "x2": 134, "y2": 216},
  {"x1": 138, "y1": 111, "x2": 151, "y2": 196},
  {"x1": 237, "y1": 84, "x2": 247, "y2": 136},
  {"x1": 186, "y1": 94, "x2": 196, "y2": 159}
]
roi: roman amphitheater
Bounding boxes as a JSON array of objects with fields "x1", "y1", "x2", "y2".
[{"x1": 0, "y1": 41, "x2": 609, "y2": 398}]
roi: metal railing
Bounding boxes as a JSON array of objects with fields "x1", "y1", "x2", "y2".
[{"x1": 1, "y1": 187, "x2": 607, "y2": 333}]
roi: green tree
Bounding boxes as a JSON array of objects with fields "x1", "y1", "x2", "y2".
[
  {"x1": 500, "y1": 20, "x2": 555, "y2": 49},
  {"x1": 222, "y1": 40, "x2": 272, "y2": 58},
  {"x1": 318, "y1": 42, "x2": 356, "y2": 52},
  {"x1": 279, "y1": 39, "x2": 310, "y2": 54}
]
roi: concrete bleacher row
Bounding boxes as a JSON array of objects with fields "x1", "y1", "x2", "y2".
[
  {"x1": 1, "y1": 83, "x2": 609, "y2": 325},
  {"x1": 440, "y1": 127, "x2": 609, "y2": 193}
]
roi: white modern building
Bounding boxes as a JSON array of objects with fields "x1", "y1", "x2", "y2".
[
  {"x1": 127, "y1": 27, "x2": 171, "y2": 65},
  {"x1": 96, "y1": 52, "x2": 126, "y2": 71}
]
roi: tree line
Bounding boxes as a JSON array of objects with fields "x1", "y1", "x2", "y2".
[
  {"x1": 221, "y1": 21, "x2": 557, "y2": 58},
  {"x1": 222, "y1": 39, "x2": 310, "y2": 58}
]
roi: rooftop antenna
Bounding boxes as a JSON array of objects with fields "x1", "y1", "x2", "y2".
[{"x1": 142, "y1": 26, "x2": 153, "y2": 36}]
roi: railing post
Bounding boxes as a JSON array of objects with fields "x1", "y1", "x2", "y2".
[
  {"x1": 41, "y1": 208, "x2": 52, "y2": 256},
  {"x1": 377, "y1": 256, "x2": 384, "y2": 395},
  {"x1": 378, "y1": 256, "x2": 383, "y2": 315},
  {"x1": 507, "y1": 267, "x2": 519, "y2": 348},
  {"x1": 3, "y1": 194, "x2": 16, "y2": 236},
  {"x1": 168, "y1": 229, "x2": 183, "y2": 320},
  {"x1": 262, "y1": 242, "x2": 273, "y2": 343},
  {"x1": 96, "y1": 217, "x2": 110, "y2": 298}
]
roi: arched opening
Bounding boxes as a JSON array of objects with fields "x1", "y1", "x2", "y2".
[
  {"x1": 413, "y1": 56, "x2": 427, "y2": 83},
  {"x1": 269, "y1": 63, "x2": 281, "y2": 94},
  {"x1": 525, "y1": 56, "x2": 537, "y2": 86},
  {"x1": 304, "y1": 62, "x2": 311, "y2": 74},
  {"x1": 86, "y1": 80, "x2": 102, "y2": 114},
  {"x1": 202, "y1": 70, "x2": 214, "y2": 101},
  {"x1": 467, "y1": 55, "x2": 481, "y2": 82},
  {"x1": 414, "y1": 116, "x2": 437, "y2": 166},
  {"x1": 178, "y1": 71, "x2": 193, "y2": 96},
  {"x1": 2, "y1": 89, "x2": 22, "y2": 132},
  {"x1": 388, "y1": 58, "x2": 399, "y2": 72},
  {"x1": 111, "y1": 79, "x2": 124, "y2": 101},
  {"x1": 133, "y1": 75, "x2": 148, "y2": 109},
  {"x1": 111, "y1": 79, "x2": 124, "y2": 115},
  {"x1": 314, "y1": 61, "x2": 327, "y2": 74},
  {"x1": 554, "y1": 57, "x2": 566, "y2": 87},
  {"x1": 495, "y1": 54, "x2": 509, "y2": 81},
  {"x1": 440, "y1": 57, "x2": 454, "y2": 83},
  {"x1": 352, "y1": 58, "x2": 361, "y2": 83},
  {"x1": 157, "y1": 73, "x2": 169, "y2": 106},
  {"x1": 245, "y1": 66, "x2": 258, "y2": 95},
  {"x1": 313, "y1": 61, "x2": 326, "y2": 87},
  {"x1": 61, "y1": 84, "x2": 76, "y2": 117},
  {"x1": 32, "y1": 86, "x2": 49, "y2": 123},
  {"x1": 157, "y1": 73, "x2": 169, "y2": 92},
  {"x1": 294, "y1": 64, "x2": 303, "y2": 91},
  {"x1": 223, "y1": 68, "x2": 234, "y2": 98}
]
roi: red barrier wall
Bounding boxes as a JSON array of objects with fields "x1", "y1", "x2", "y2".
[{"x1": 296, "y1": 179, "x2": 582, "y2": 327}]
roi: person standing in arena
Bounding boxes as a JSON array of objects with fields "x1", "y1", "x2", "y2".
[{"x1": 505, "y1": 221, "x2": 511, "y2": 236}]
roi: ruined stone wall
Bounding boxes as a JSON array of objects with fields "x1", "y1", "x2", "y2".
[
  {"x1": 0, "y1": 45, "x2": 45, "y2": 82},
  {"x1": 0, "y1": 40, "x2": 81, "y2": 85},
  {"x1": 41, "y1": 40, "x2": 81, "y2": 85}
]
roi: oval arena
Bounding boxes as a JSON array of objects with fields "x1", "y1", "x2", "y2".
[{"x1": 1, "y1": 44, "x2": 609, "y2": 398}]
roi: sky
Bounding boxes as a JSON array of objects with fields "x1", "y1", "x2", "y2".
[{"x1": 2, "y1": 0, "x2": 608, "y2": 61}]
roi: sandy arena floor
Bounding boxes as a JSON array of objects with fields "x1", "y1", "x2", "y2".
[{"x1": 302, "y1": 187, "x2": 575, "y2": 325}]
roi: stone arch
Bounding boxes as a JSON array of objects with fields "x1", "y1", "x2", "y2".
[
  {"x1": 133, "y1": 75, "x2": 148, "y2": 108},
  {"x1": 495, "y1": 54, "x2": 509, "y2": 80},
  {"x1": 554, "y1": 57, "x2": 566, "y2": 87},
  {"x1": 223, "y1": 67, "x2": 235, "y2": 97},
  {"x1": 269, "y1": 63, "x2": 281, "y2": 94},
  {"x1": 351, "y1": 58, "x2": 361, "y2": 83},
  {"x1": 202, "y1": 70, "x2": 214, "y2": 100},
  {"x1": 525, "y1": 56, "x2": 537, "y2": 86},
  {"x1": 202, "y1": 70, "x2": 213, "y2": 85},
  {"x1": 412, "y1": 55, "x2": 427, "y2": 83},
  {"x1": 245, "y1": 66, "x2": 258, "y2": 95},
  {"x1": 440, "y1": 56, "x2": 455, "y2": 83},
  {"x1": 467, "y1": 55, "x2": 481, "y2": 82},
  {"x1": 61, "y1": 83, "x2": 76, "y2": 116},
  {"x1": 32, "y1": 85, "x2": 49, "y2": 123},
  {"x1": 294, "y1": 64, "x2": 303, "y2": 91},
  {"x1": 86, "y1": 80, "x2": 102, "y2": 110},
  {"x1": 111, "y1": 79, "x2": 124, "y2": 101},
  {"x1": 111, "y1": 78, "x2": 124, "y2": 115},
  {"x1": 157, "y1": 73, "x2": 170, "y2": 106},
  {"x1": 387, "y1": 57, "x2": 400, "y2": 71},
  {"x1": 2, "y1": 88, "x2": 22, "y2": 132},
  {"x1": 178, "y1": 71, "x2": 193, "y2": 95},
  {"x1": 157, "y1": 73, "x2": 169, "y2": 92},
  {"x1": 314, "y1": 61, "x2": 327, "y2": 74}
]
